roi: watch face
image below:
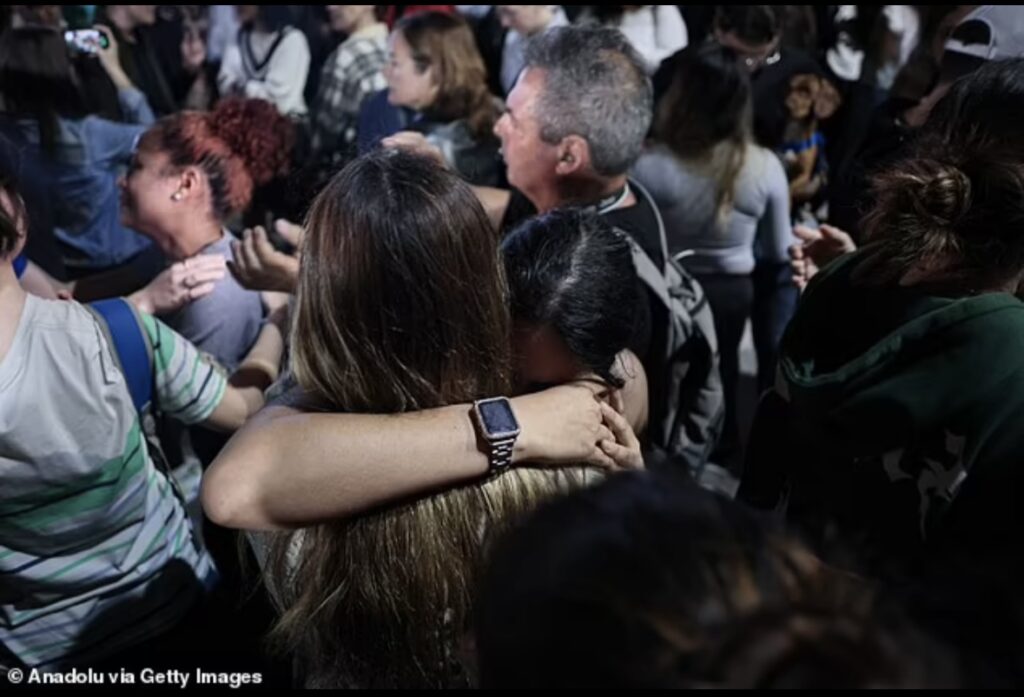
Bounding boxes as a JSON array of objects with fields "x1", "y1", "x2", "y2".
[{"x1": 477, "y1": 398, "x2": 520, "y2": 439}]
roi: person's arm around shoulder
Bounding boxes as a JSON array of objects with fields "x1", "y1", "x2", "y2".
[
  {"x1": 202, "y1": 298, "x2": 288, "y2": 432},
  {"x1": 202, "y1": 381, "x2": 639, "y2": 531},
  {"x1": 140, "y1": 302, "x2": 286, "y2": 433}
]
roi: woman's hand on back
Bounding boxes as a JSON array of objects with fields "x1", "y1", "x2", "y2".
[{"x1": 129, "y1": 253, "x2": 226, "y2": 315}]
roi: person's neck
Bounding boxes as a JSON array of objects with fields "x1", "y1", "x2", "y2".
[
  {"x1": 551, "y1": 175, "x2": 632, "y2": 212},
  {"x1": 0, "y1": 268, "x2": 28, "y2": 366},
  {"x1": 349, "y1": 14, "x2": 380, "y2": 36},
  {"x1": 526, "y1": 10, "x2": 555, "y2": 36},
  {"x1": 254, "y1": 21, "x2": 281, "y2": 36},
  {"x1": 106, "y1": 8, "x2": 138, "y2": 43},
  {"x1": 170, "y1": 220, "x2": 223, "y2": 260}
]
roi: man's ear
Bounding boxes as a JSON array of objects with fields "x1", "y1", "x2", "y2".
[{"x1": 555, "y1": 135, "x2": 591, "y2": 177}]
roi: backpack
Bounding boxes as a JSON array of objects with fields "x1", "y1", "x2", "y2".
[
  {"x1": 85, "y1": 299, "x2": 192, "y2": 506},
  {"x1": 622, "y1": 181, "x2": 726, "y2": 476}
]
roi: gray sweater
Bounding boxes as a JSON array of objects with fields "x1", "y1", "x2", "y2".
[{"x1": 632, "y1": 143, "x2": 793, "y2": 276}]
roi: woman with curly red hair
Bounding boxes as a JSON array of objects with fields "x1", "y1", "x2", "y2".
[{"x1": 121, "y1": 97, "x2": 294, "y2": 371}]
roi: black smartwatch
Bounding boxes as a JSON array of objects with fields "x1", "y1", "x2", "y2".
[{"x1": 472, "y1": 397, "x2": 521, "y2": 473}]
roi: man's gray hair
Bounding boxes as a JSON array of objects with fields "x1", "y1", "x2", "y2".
[{"x1": 524, "y1": 25, "x2": 654, "y2": 177}]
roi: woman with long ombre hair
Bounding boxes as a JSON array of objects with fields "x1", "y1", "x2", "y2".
[{"x1": 256, "y1": 150, "x2": 611, "y2": 687}]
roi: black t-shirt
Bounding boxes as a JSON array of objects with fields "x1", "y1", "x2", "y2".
[
  {"x1": 501, "y1": 188, "x2": 666, "y2": 269},
  {"x1": 828, "y1": 98, "x2": 916, "y2": 239}
]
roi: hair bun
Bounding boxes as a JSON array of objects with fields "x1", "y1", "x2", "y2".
[
  {"x1": 207, "y1": 98, "x2": 295, "y2": 187},
  {"x1": 892, "y1": 159, "x2": 973, "y2": 229}
]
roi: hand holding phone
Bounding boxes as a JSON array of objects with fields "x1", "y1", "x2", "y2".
[{"x1": 64, "y1": 29, "x2": 110, "y2": 56}]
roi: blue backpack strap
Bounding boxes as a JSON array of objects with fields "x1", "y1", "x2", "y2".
[
  {"x1": 88, "y1": 298, "x2": 153, "y2": 413},
  {"x1": 12, "y1": 254, "x2": 27, "y2": 279}
]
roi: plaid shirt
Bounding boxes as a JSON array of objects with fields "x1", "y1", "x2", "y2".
[{"x1": 310, "y1": 25, "x2": 389, "y2": 165}]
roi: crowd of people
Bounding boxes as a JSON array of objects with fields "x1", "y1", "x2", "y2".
[{"x1": 3, "y1": 4, "x2": 1024, "y2": 689}]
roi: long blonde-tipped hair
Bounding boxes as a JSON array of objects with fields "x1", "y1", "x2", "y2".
[
  {"x1": 268, "y1": 150, "x2": 592, "y2": 688},
  {"x1": 656, "y1": 44, "x2": 753, "y2": 225}
]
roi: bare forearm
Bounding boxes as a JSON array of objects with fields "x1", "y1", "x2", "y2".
[
  {"x1": 202, "y1": 405, "x2": 490, "y2": 531},
  {"x1": 472, "y1": 186, "x2": 511, "y2": 231},
  {"x1": 201, "y1": 382, "x2": 615, "y2": 531},
  {"x1": 234, "y1": 309, "x2": 287, "y2": 386},
  {"x1": 203, "y1": 310, "x2": 287, "y2": 433}
]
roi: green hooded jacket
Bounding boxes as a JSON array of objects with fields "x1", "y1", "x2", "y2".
[{"x1": 742, "y1": 249, "x2": 1024, "y2": 569}]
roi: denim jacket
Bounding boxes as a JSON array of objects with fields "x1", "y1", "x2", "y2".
[{"x1": 0, "y1": 88, "x2": 155, "y2": 270}]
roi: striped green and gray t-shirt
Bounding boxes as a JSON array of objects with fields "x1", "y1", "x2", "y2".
[{"x1": 0, "y1": 297, "x2": 227, "y2": 669}]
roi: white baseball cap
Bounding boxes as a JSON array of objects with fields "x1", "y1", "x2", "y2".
[{"x1": 945, "y1": 5, "x2": 1024, "y2": 61}]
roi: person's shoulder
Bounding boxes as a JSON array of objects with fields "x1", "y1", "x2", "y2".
[
  {"x1": 744, "y1": 143, "x2": 786, "y2": 178},
  {"x1": 29, "y1": 296, "x2": 103, "y2": 337},
  {"x1": 19, "y1": 298, "x2": 129, "y2": 388},
  {"x1": 634, "y1": 144, "x2": 676, "y2": 172},
  {"x1": 190, "y1": 272, "x2": 261, "y2": 324},
  {"x1": 634, "y1": 146, "x2": 699, "y2": 189},
  {"x1": 282, "y1": 26, "x2": 312, "y2": 51},
  {"x1": 344, "y1": 26, "x2": 388, "y2": 52}
]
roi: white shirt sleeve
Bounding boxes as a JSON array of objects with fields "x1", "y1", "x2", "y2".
[
  {"x1": 652, "y1": 5, "x2": 688, "y2": 63},
  {"x1": 218, "y1": 43, "x2": 245, "y2": 96},
  {"x1": 621, "y1": 6, "x2": 689, "y2": 74}
]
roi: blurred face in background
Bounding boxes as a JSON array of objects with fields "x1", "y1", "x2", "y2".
[
  {"x1": 497, "y1": 5, "x2": 554, "y2": 36},
  {"x1": 12, "y1": 5, "x2": 63, "y2": 28},
  {"x1": 326, "y1": 5, "x2": 377, "y2": 35},
  {"x1": 234, "y1": 5, "x2": 258, "y2": 26},
  {"x1": 714, "y1": 28, "x2": 781, "y2": 74},
  {"x1": 385, "y1": 30, "x2": 438, "y2": 111},
  {"x1": 126, "y1": 5, "x2": 158, "y2": 27}
]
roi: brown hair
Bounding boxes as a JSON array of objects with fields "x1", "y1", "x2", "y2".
[
  {"x1": 855, "y1": 59, "x2": 1024, "y2": 293},
  {"x1": 138, "y1": 98, "x2": 294, "y2": 221},
  {"x1": 396, "y1": 11, "x2": 498, "y2": 139},
  {"x1": 656, "y1": 44, "x2": 751, "y2": 223},
  {"x1": 476, "y1": 472, "x2": 939, "y2": 689},
  {"x1": 0, "y1": 173, "x2": 25, "y2": 258},
  {"x1": 269, "y1": 150, "x2": 593, "y2": 687},
  {"x1": 858, "y1": 152, "x2": 1024, "y2": 292},
  {"x1": 0, "y1": 27, "x2": 88, "y2": 153}
]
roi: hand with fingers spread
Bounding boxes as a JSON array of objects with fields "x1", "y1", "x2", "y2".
[
  {"x1": 791, "y1": 224, "x2": 858, "y2": 290},
  {"x1": 511, "y1": 382, "x2": 631, "y2": 471},
  {"x1": 129, "y1": 253, "x2": 227, "y2": 315},
  {"x1": 228, "y1": 221, "x2": 302, "y2": 293}
]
